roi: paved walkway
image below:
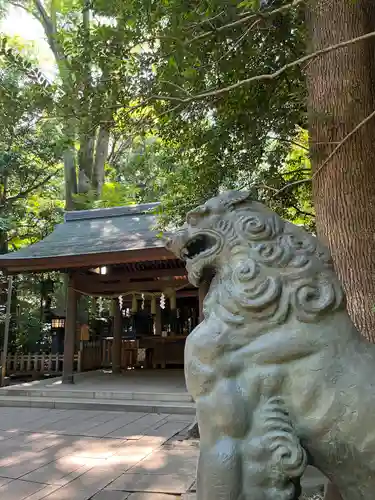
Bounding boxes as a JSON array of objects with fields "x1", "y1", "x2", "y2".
[
  {"x1": 3, "y1": 370, "x2": 188, "y2": 396},
  {"x1": 0, "y1": 407, "x2": 196, "y2": 500},
  {"x1": 0, "y1": 406, "x2": 326, "y2": 500}
]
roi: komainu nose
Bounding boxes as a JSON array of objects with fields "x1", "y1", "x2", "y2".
[
  {"x1": 165, "y1": 236, "x2": 173, "y2": 251},
  {"x1": 165, "y1": 230, "x2": 188, "y2": 258}
]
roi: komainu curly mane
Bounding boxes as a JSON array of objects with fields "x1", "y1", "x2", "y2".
[{"x1": 168, "y1": 191, "x2": 375, "y2": 500}]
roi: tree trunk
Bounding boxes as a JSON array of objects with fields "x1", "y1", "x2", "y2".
[
  {"x1": 0, "y1": 174, "x2": 8, "y2": 343},
  {"x1": 305, "y1": 0, "x2": 375, "y2": 340},
  {"x1": 63, "y1": 147, "x2": 77, "y2": 211},
  {"x1": 0, "y1": 173, "x2": 8, "y2": 254},
  {"x1": 92, "y1": 125, "x2": 110, "y2": 196},
  {"x1": 77, "y1": 0, "x2": 95, "y2": 196},
  {"x1": 78, "y1": 133, "x2": 95, "y2": 193}
]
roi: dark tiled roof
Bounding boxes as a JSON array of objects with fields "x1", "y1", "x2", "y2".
[{"x1": 0, "y1": 202, "x2": 168, "y2": 267}]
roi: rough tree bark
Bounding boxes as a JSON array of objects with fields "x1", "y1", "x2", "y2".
[
  {"x1": 77, "y1": 0, "x2": 95, "y2": 196},
  {"x1": 92, "y1": 125, "x2": 110, "y2": 195},
  {"x1": 0, "y1": 174, "x2": 8, "y2": 254},
  {"x1": 32, "y1": 0, "x2": 109, "y2": 205},
  {"x1": 306, "y1": 2, "x2": 375, "y2": 499},
  {"x1": 306, "y1": 0, "x2": 375, "y2": 340},
  {"x1": 78, "y1": 133, "x2": 95, "y2": 194},
  {"x1": 63, "y1": 146, "x2": 77, "y2": 211}
]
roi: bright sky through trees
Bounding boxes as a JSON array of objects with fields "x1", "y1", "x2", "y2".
[{"x1": 0, "y1": 4, "x2": 56, "y2": 79}]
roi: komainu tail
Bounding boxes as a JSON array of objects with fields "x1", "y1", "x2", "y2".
[{"x1": 242, "y1": 396, "x2": 307, "y2": 500}]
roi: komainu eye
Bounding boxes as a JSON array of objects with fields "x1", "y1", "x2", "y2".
[
  {"x1": 187, "y1": 214, "x2": 199, "y2": 226},
  {"x1": 187, "y1": 205, "x2": 209, "y2": 226}
]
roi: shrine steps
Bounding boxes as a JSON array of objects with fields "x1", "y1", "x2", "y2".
[
  {"x1": 0, "y1": 369, "x2": 194, "y2": 413},
  {"x1": 0, "y1": 392, "x2": 195, "y2": 414},
  {"x1": 0, "y1": 386, "x2": 193, "y2": 402}
]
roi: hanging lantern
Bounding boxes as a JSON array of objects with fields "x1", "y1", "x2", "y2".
[
  {"x1": 131, "y1": 294, "x2": 138, "y2": 313},
  {"x1": 151, "y1": 296, "x2": 156, "y2": 315},
  {"x1": 170, "y1": 290, "x2": 176, "y2": 310},
  {"x1": 51, "y1": 317, "x2": 65, "y2": 329}
]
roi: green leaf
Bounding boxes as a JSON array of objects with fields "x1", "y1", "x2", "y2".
[
  {"x1": 168, "y1": 56, "x2": 177, "y2": 69},
  {"x1": 237, "y1": 0, "x2": 261, "y2": 8},
  {"x1": 182, "y1": 67, "x2": 197, "y2": 79}
]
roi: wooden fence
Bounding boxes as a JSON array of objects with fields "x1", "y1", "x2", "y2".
[
  {"x1": 2, "y1": 338, "x2": 142, "y2": 377},
  {"x1": 4, "y1": 352, "x2": 79, "y2": 376}
]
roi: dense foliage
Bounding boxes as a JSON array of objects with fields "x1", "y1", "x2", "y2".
[
  {"x1": 0, "y1": 0, "x2": 315, "y2": 350},
  {"x1": 0, "y1": 52, "x2": 65, "y2": 247},
  {"x1": 133, "y1": 0, "x2": 311, "y2": 225}
]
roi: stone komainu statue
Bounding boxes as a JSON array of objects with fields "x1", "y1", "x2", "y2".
[{"x1": 167, "y1": 191, "x2": 375, "y2": 500}]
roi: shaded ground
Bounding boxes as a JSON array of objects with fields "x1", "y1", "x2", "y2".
[
  {"x1": 0, "y1": 406, "x2": 325, "y2": 499},
  {"x1": 0, "y1": 407, "x2": 196, "y2": 499}
]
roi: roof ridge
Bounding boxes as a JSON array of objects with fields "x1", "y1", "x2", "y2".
[{"x1": 64, "y1": 202, "x2": 160, "y2": 222}]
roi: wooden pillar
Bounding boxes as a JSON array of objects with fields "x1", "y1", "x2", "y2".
[
  {"x1": 1, "y1": 276, "x2": 13, "y2": 387},
  {"x1": 155, "y1": 301, "x2": 162, "y2": 336},
  {"x1": 169, "y1": 291, "x2": 177, "y2": 335},
  {"x1": 112, "y1": 298, "x2": 122, "y2": 374},
  {"x1": 198, "y1": 280, "x2": 210, "y2": 323},
  {"x1": 62, "y1": 274, "x2": 77, "y2": 384}
]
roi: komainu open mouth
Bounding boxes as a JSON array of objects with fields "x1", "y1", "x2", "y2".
[{"x1": 180, "y1": 233, "x2": 217, "y2": 261}]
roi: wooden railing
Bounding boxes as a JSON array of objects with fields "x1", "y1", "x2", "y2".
[
  {"x1": 4, "y1": 352, "x2": 79, "y2": 376},
  {"x1": 101, "y1": 338, "x2": 139, "y2": 369},
  {"x1": 2, "y1": 336, "x2": 174, "y2": 378},
  {"x1": 78, "y1": 340, "x2": 102, "y2": 372}
]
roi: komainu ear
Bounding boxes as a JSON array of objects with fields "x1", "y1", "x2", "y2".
[{"x1": 223, "y1": 190, "x2": 254, "y2": 211}]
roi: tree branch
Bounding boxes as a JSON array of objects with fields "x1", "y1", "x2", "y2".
[
  {"x1": 187, "y1": 0, "x2": 304, "y2": 44},
  {"x1": 188, "y1": 10, "x2": 226, "y2": 30},
  {"x1": 0, "y1": 169, "x2": 60, "y2": 208},
  {"x1": 32, "y1": 0, "x2": 60, "y2": 60},
  {"x1": 159, "y1": 79, "x2": 192, "y2": 96},
  {"x1": 289, "y1": 203, "x2": 314, "y2": 217},
  {"x1": 108, "y1": 136, "x2": 119, "y2": 163},
  {"x1": 273, "y1": 108, "x2": 375, "y2": 196},
  {"x1": 8, "y1": 1, "x2": 31, "y2": 13},
  {"x1": 279, "y1": 171, "x2": 311, "y2": 184},
  {"x1": 31, "y1": 0, "x2": 71, "y2": 83},
  {"x1": 144, "y1": 30, "x2": 375, "y2": 105},
  {"x1": 311, "y1": 108, "x2": 375, "y2": 181},
  {"x1": 272, "y1": 177, "x2": 310, "y2": 195},
  {"x1": 253, "y1": 183, "x2": 278, "y2": 192},
  {"x1": 276, "y1": 137, "x2": 309, "y2": 151},
  {"x1": 214, "y1": 19, "x2": 261, "y2": 66}
]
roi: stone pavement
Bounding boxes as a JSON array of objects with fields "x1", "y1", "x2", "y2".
[
  {"x1": 0, "y1": 407, "x2": 197, "y2": 500},
  {"x1": 0, "y1": 407, "x2": 326, "y2": 500},
  {"x1": 1, "y1": 370, "x2": 188, "y2": 396}
]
